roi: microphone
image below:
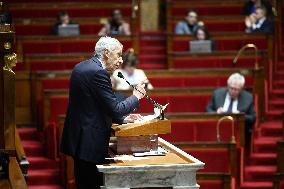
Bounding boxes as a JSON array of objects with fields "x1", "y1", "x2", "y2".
[
  {"x1": 232, "y1": 43, "x2": 259, "y2": 69},
  {"x1": 117, "y1": 71, "x2": 162, "y2": 109}
]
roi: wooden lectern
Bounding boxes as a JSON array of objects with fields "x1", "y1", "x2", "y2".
[
  {"x1": 112, "y1": 119, "x2": 171, "y2": 154},
  {"x1": 97, "y1": 119, "x2": 205, "y2": 189}
]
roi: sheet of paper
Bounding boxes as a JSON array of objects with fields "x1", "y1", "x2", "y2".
[
  {"x1": 105, "y1": 155, "x2": 148, "y2": 161},
  {"x1": 135, "y1": 103, "x2": 169, "y2": 123}
]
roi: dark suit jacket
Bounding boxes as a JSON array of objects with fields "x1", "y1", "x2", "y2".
[
  {"x1": 205, "y1": 88, "x2": 256, "y2": 128},
  {"x1": 251, "y1": 19, "x2": 274, "y2": 34},
  {"x1": 60, "y1": 57, "x2": 139, "y2": 163}
]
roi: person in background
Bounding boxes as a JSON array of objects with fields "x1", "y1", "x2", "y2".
[
  {"x1": 242, "y1": 0, "x2": 274, "y2": 18},
  {"x1": 98, "y1": 9, "x2": 131, "y2": 36},
  {"x1": 51, "y1": 11, "x2": 77, "y2": 35},
  {"x1": 205, "y1": 73, "x2": 256, "y2": 146},
  {"x1": 112, "y1": 48, "x2": 153, "y2": 90},
  {"x1": 192, "y1": 26, "x2": 216, "y2": 51},
  {"x1": 175, "y1": 10, "x2": 204, "y2": 35},
  {"x1": 0, "y1": 12, "x2": 12, "y2": 24},
  {"x1": 245, "y1": 6, "x2": 274, "y2": 34}
]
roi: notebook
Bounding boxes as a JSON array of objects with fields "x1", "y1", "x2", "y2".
[
  {"x1": 58, "y1": 24, "x2": 80, "y2": 36},
  {"x1": 190, "y1": 40, "x2": 212, "y2": 53}
]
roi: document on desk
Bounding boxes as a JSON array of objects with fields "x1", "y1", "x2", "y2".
[{"x1": 136, "y1": 103, "x2": 169, "y2": 122}]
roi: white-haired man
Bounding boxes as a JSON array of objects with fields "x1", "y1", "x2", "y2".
[
  {"x1": 206, "y1": 73, "x2": 256, "y2": 145},
  {"x1": 61, "y1": 36, "x2": 146, "y2": 189}
]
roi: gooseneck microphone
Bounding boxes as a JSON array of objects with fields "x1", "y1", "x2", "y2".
[{"x1": 117, "y1": 72, "x2": 162, "y2": 109}]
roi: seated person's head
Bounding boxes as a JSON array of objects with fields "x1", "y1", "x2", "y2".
[
  {"x1": 57, "y1": 11, "x2": 70, "y2": 25},
  {"x1": 227, "y1": 73, "x2": 245, "y2": 99},
  {"x1": 193, "y1": 26, "x2": 210, "y2": 40},
  {"x1": 255, "y1": 6, "x2": 267, "y2": 20},
  {"x1": 122, "y1": 48, "x2": 138, "y2": 75},
  {"x1": 111, "y1": 9, "x2": 123, "y2": 25},
  {"x1": 185, "y1": 10, "x2": 198, "y2": 25}
]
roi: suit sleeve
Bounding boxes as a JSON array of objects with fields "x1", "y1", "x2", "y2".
[
  {"x1": 90, "y1": 70, "x2": 139, "y2": 118},
  {"x1": 205, "y1": 92, "x2": 216, "y2": 112},
  {"x1": 244, "y1": 98, "x2": 256, "y2": 128},
  {"x1": 175, "y1": 22, "x2": 184, "y2": 34}
]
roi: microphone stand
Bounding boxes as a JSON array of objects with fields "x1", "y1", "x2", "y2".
[
  {"x1": 232, "y1": 43, "x2": 259, "y2": 70},
  {"x1": 117, "y1": 72, "x2": 165, "y2": 120}
]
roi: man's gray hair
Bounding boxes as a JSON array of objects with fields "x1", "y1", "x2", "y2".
[
  {"x1": 94, "y1": 36, "x2": 123, "y2": 59},
  {"x1": 227, "y1": 73, "x2": 245, "y2": 87}
]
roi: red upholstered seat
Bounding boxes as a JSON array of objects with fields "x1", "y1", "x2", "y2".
[
  {"x1": 42, "y1": 79, "x2": 70, "y2": 90},
  {"x1": 172, "y1": 39, "x2": 267, "y2": 52},
  {"x1": 31, "y1": 60, "x2": 79, "y2": 71},
  {"x1": 184, "y1": 148, "x2": 230, "y2": 172},
  {"x1": 49, "y1": 97, "x2": 69, "y2": 123},
  {"x1": 172, "y1": 57, "x2": 263, "y2": 69},
  {"x1": 10, "y1": 8, "x2": 132, "y2": 18},
  {"x1": 137, "y1": 95, "x2": 211, "y2": 113},
  {"x1": 198, "y1": 180, "x2": 224, "y2": 189},
  {"x1": 15, "y1": 24, "x2": 103, "y2": 36},
  {"x1": 280, "y1": 181, "x2": 284, "y2": 189},
  {"x1": 171, "y1": 6, "x2": 242, "y2": 16},
  {"x1": 160, "y1": 120, "x2": 237, "y2": 143},
  {"x1": 22, "y1": 40, "x2": 132, "y2": 54},
  {"x1": 148, "y1": 76, "x2": 253, "y2": 88}
]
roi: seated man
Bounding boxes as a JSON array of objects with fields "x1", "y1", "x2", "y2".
[
  {"x1": 242, "y1": 0, "x2": 274, "y2": 19},
  {"x1": 175, "y1": 10, "x2": 204, "y2": 35},
  {"x1": 205, "y1": 73, "x2": 256, "y2": 145},
  {"x1": 245, "y1": 6, "x2": 273, "y2": 34},
  {"x1": 98, "y1": 9, "x2": 131, "y2": 36},
  {"x1": 51, "y1": 11, "x2": 77, "y2": 35}
]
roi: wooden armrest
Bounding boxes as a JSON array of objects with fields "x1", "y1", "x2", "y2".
[
  {"x1": 15, "y1": 129, "x2": 29, "y2": 179},
  {"x1": 9, "y1": 157, "x2": 28, "y2": 189}
]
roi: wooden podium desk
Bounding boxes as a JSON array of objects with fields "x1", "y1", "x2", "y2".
[{"x1": 98, "y1": 137, "x2": 204, "y2": 189}]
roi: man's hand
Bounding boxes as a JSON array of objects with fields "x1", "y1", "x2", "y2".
[
  {"x1": 245, "y1": 16, "x2": 252, "y2": 28},
  {"x1": 133, "y1": 83, "x2": 146, "y2": 100},
  {"x1": 217, "y1": 107, "x2": 224, "y2": 114},
  {"x1": 123, "y1": 114, "x2": 143, "y2": 123}
]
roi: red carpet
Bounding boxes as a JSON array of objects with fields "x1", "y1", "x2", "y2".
[
  {"x1": 18, "y1": 128, "x2": 63, "y2": 189},
  {"x1": 241, "y1": 121, "x2": 282, "y2": 189}
]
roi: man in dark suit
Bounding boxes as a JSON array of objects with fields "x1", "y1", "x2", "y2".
[
  {"x1": 206, "y1": 73, "x2": 256, "y2": 145},
  {"x1": 245, "y1": 6, "x2": 274, "y2": 34},
  {"x1": 60, "y1": 36, "x2": 145, "y2": 189}
]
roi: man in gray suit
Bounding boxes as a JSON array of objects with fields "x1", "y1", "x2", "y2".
[
  {"x1": 175, "y1": 10, "x2": 204, "y2": 35},
  {"x1": 206, "y1": 73, "x2": 256, "y2": 145}
]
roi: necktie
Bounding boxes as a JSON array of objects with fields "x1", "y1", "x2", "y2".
[{"x1": 227, "y1": 98, "x2": 234, "y2": 113}]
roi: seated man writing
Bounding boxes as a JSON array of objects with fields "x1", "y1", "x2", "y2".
[{"x1": 205, "y1": 73, "x2": 256, "y2": 146}]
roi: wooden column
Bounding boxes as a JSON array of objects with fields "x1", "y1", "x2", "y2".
[
  {"x1": 140, "y1": 0, "x2": 159, "y2": 31},
  {"x1": 0, "y1": 23, "x2": 16, "y2": 152}
]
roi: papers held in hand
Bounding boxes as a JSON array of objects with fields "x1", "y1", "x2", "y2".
[{"x1": 136, "y1": 103, "x2": 169, "y2": 123}]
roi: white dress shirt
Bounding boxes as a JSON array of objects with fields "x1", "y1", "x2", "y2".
[
  {"x1": 252, "y1": 17, "x2": 266, "y2": 30},
  {"x1": 223, "y1": 93, "x2": 238, "y2": 113}
]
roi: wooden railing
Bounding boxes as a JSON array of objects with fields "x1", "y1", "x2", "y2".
[{"x1": 15, "y1": 129, "x2": 29, "y2": 179}]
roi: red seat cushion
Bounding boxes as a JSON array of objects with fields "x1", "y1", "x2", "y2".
[
  {"x1": 137, "y1": 95, "x2": 210, "y2": 113},
  {"x1": 184, "y1": 148, "x2": 230, "y2": 172}
]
